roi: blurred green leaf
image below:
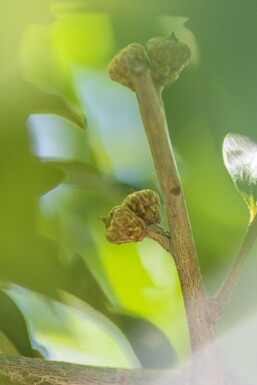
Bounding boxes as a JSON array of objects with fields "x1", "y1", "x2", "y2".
[
  {"x1": 60, "y1": 292, "x2": 140, "y2": 367},
  {"x1": 18, "y1": 288, "x2": 141, "y2": 367},
  {"x1": 21, "y1": 12, "x2": 115, "y2": 104},
  {"x1": 25, "y1": 82, "x2": 86, "y2": 129},
  {"x1": 63, "y1": 255, "x2": 177, "y2": 368},
  {"x1": 36, "y1": 162, "x2": 65, "y2": 196},
  {"x1": 0, "y1": 94, "x2": 66, "y2": 295},
  {"x1": 44, "y1": 159, "x2": 133, "y2": 195},
  {"x1": 112, "y1": 313, "x2": 177, "y2": 368},
  {"x1": 0, "y1": 290, "x2": 33, "y2": 357},
  {"x1": 45, "y1": 160, "x2": 104, "y2": 189},
  {"x1": 50, "y1": 0, "x2": 186, "y2": 16},
  {"x1": 223, "y1": 134, "x2": 257, "y2": 220},
  {"x1": 0, "y1": 331, "x2": 20, "y2": 356}
]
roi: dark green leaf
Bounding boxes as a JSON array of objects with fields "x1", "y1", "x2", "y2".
[
  {"x1": 0, "y1": 290, "x2": 34, "y2": 357},
  {"x1": 44, "y1": 160, "x2": 129, "y2": 195},
  {"x1": 24, "y1": 81, "x2": 86, "y2": 129},
  {"x1": 45, "y1": 160, "x2": 102, "y2": 189},
  {"x1": 115, "y1": 314, "x2": 177, "y2": 368},
  {"x1": 0, "y1": 332, "x2": 20, "y2": 355},
  {"x1": 35, "y1": 161, "x2": 65, "y2": 195}
]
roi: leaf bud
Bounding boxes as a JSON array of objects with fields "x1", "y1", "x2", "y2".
[
  {"x1": 123, "y1": 189, "x2": 161, "y2": 225},
  {"x1": 100, "y1": 205, "x2": 146, "y2": 244},
  {"x1": 108, "y1": 43, "x2": 149, "y2": 91},
  {"x1": 146, "y1": 33, "x2": 191, "y2": 88}
]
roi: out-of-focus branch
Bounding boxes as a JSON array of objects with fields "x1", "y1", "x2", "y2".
[{"x1": 211, "y1": 214, "x2": 257, "y2": 319}]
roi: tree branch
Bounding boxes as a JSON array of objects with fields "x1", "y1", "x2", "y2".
[
  {"x1": 130, "y1": 68, "x2": 216, "y2": 351},
  {"x1": 0, "y1": 355, "x2": 164, "y2": 385},
  {"x1": 107, "y1": 39, "x2": 221, "y2": 385},
  {"x1": 0, "y1": 353, "x2": 250, "y2": 385}
]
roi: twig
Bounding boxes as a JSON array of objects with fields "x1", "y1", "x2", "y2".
[
  {"x1": 130, "y1": 67, "x2": 216, "y2": 351},
  {"x1": 145, "y1": 224, "x2": 171, "y2": 252},
  {"x1": 108, "y1": 40, "x2": 216, "y2": 352},
  {"x1": 211, "y1": 214, "x2": 257, "y2": 318},
  {"x1": 107, "y1": 41, "x2": 218, "y2": 385}
]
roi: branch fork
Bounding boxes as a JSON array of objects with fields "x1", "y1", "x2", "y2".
[
  {"x1": 106, "y1": 35, "x2": 217, "y2": 352},
  {"x1": 102, "y1": 33, "x2": 257, "y2": 383}
]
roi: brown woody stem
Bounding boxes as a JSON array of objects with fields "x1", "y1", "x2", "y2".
[
  {"x1": 145, "y1": 224, "x2": 171, "y2": 252},
  {"x1": 129, "y1": 67, "x2": 216, "y2": 351}
]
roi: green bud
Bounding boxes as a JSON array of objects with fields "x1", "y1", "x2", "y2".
[
  {"x1": 146, "y1": 33, "x2": 191, "y2": 88},
  {"x1": 108, "y1": 43, "x2": 149, "y2": 91},
  {"x1": 100, "y1": 205, "x2": 146, "y2": 244},
  {"x1": 123, "y1": 189, "x2": 161, "y2": 225}
]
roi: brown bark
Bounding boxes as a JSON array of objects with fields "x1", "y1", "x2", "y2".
[
  {"x1": 131, "y1": 69, "x2": 216, "y2": 351},
  {"x1": 0, "y1": 354, "x2": 251, "y2": 385}
]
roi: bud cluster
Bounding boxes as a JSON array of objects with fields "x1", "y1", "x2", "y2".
[
  {"x1": 100, "y1": 189, "x2": 161, "y2": 244},
  {"x1": 108, "y1": 43, "x2": 149, "y2": 91},
  {"x1": 108, "y1": 33, "x2": 191, "y2": 90},
  {"x1": 146, "y1": 33, "x2": 191, "y2": 87}
]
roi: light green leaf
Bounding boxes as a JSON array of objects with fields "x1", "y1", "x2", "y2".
[
  {"x1": 21, "y1": 12, "x2": 115, "y2": 103},
  {"x1": 10, "y1": 286, "x2": 140, "y2": 367},
  {"x1": 223, "y1": 133, "x2": 257, "y2": 220},
  {"x1": 59, "y1": 292, "x2": 141, "y2": 367}
]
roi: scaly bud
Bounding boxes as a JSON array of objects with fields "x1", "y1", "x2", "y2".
[
  {"x1": 100, "y1": 205, "x2": 146, "y2": 244},
  {"x1": 123, "y1": 189, "x2": 161, "y2": 225},
  {"x1": 108, "y1": 43, "x2": 149, "y2": 91},
  {"x1": 146, "y1": 33, "x2": 191, "y2": 88}
]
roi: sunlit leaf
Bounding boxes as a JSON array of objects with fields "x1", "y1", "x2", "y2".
[
  {"x1": 113, "y1": 313, "x2": 177, "y2": 368},
  {"x1": 10, "y1": 286, "x2": 140, "y2": 367},
  {"x1": 223, "y1": 133, "x2": 257, "y2": 220},
  {"x1": 60, "y1": 292, "x2": 141, "y2": 367},
  {"x1": 63, "y1": 255, "x2": 177, "y2": 368},
  {"x1": 21, "y1": 12, "x2": 115, "y2": 105}
]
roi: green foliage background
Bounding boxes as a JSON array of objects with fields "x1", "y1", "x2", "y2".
[{"x1": 0, "y1": 0, "x2": 257, "y2": 378}]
